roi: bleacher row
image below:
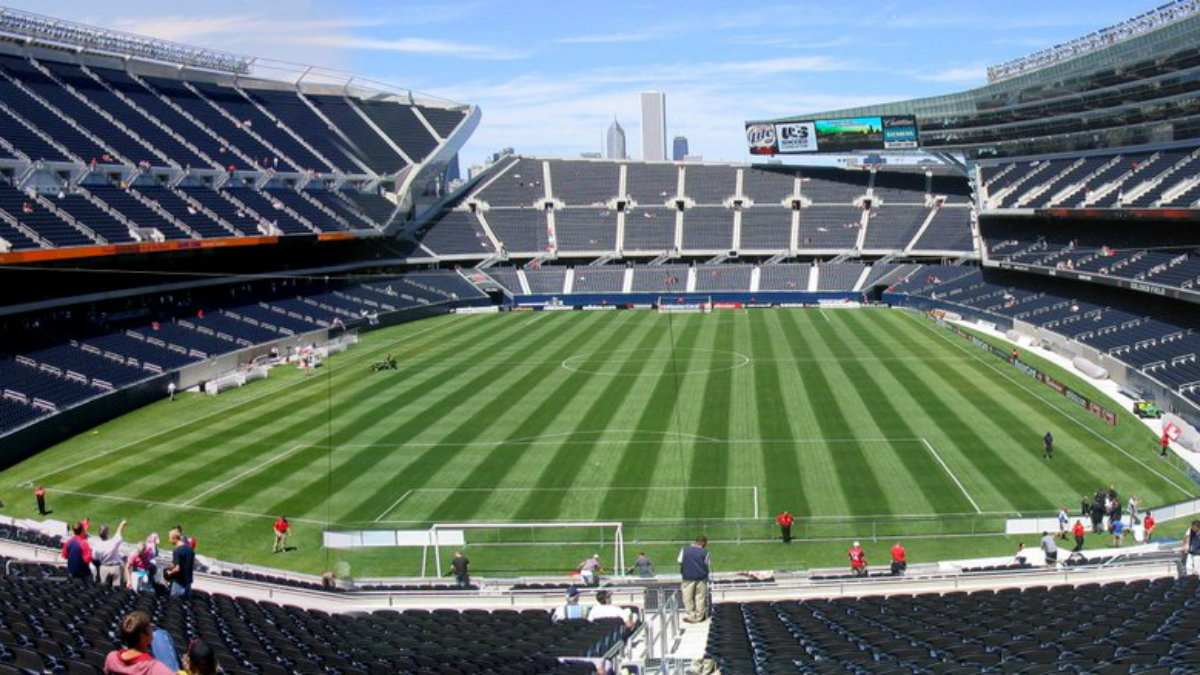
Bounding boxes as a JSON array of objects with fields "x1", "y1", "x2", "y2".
[
  {"x1": 0, "y1": 48, "x2": 469, "y2": 250},
  {"x1": 889, "y1": 265, "x2": 1200, "y2": 406},
  {"x1": 0, "y1": 272, "x2": 482, "y2": 434},
  {"x1": 479, "y1": 263, "x2": 919, "y2": 296},
  {"x1": 705, "y1": 577, "x2": 1200, "y2": 675},
  {"x1": 415, "y1": 158, "x2": 974, "y2": 257},
  {"x1": 980, "y1": 143, "x2": 1200, "y2": 210}
]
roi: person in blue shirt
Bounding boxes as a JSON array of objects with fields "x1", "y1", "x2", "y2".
[
  {"x1": 1043, "y1": 431, "x2": 1054, "y2": 459},
  {"x1": 1111, "y1": 518, "x2": 1125, "y2": 547}
]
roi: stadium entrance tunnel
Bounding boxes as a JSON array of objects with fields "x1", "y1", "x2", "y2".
[{"x1": 561, "y1": 347, "x2": 752, "y2": 376}]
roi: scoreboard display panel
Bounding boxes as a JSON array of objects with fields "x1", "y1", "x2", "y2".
[{"x1": 746, "y1": 115, "x2": 918, "y2": 155}]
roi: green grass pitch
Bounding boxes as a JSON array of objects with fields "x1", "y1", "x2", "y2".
[{"x1": 3, "y1": 308, "x2": 1194, "y2": 578}]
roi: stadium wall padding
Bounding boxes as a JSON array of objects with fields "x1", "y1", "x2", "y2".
[
  {"x1": 513, "y1": 291, "x2": 865, "y2": 306},
  {"x1": 0, "y1": 299, "x2": 491, "y2": 470}
]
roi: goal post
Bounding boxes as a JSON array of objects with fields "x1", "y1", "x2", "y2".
[
  {"x1": 422, "y1": 522, "x2": 626, "y2": 578},
  {"x1": 656, "y1": 295, "x2": 712, "y2": 313}
]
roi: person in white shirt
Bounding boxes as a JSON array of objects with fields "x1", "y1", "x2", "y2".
[
  {"x1": 587, "y1": 590, "x2": 634, "y2": 629},
  {"x1": 94, "y1": 519, "x2": 128, "y2": 587}
]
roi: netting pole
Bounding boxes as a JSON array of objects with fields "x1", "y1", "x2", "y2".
[{"x1": 433, "y1": 526, "x2": 442, "y2": 578}]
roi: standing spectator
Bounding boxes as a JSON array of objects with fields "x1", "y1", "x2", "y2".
[
  {"x1": 125, "y1": 542, "x2": 151, "y2": 592},
  {"x1": 1161, "y1": 432, "x2": 1171, "y2": 457},
  {"x1": 1081, "y1": 495, "x2": 1092, "y2": 520},
  {"x1": 449, "y1": 551, "x2": 470, "y2": 589},
  {"x1": 776, "y1": 511, "x2": 794, "y2": 543},
  {"x1": 1040, "y1": 531, "x2": 1058, "y2": 567},
  {"x1": 180, "y1": 639, "x2": 218, "y2": 675},
  {"x1": 1127, "y1": 495, "x2": 1140, "y2": 525},
  {"x1": 35, "y1": 485, "x2": 46, "y2": 515},
  {"x1": 1091, "y1": 493, "x2": 1105, "y2": 533},
  {"x1": 1144, "y1": 512, "x2": 1156, "y2": 541},
  {"x1": 678, "y1": 535, "x2": 710, "y2": 623},
  {"x1": 94, "y1": 520, "x2": 128, "y2": 588},
  {"x1": 1073, "y1": 520, "x2": 1086, "y2": 552},
  {"x1": 889, "y1": 542, "x2": 907, "y2": 575},
  {"x1": 1183, "y1": 520, "x2": 1200, "y2": 576},
  {"x1": 1057, "y1": 507, "x2": 1069, "y2": 540},
  {"x1": 1111, "y1": 518, "x2": 1125, "y2": 547},
  {"x1": 628, "y1": 552, "x2": 654, "y2": 578},
  {"x1": 165, "y1": 528, "x2": 194, "y2": 598},
  {"x1": 1043, "y1": 432, "x2": 1054, "y2": 459},
  {"x1": 551, "y1": 587, "x2": 587, "y2": 622},
  {"x1": 848, "y1": 541, "x2": 867, "y2": 577},
  {"x1": 103, "y1": 611, "x2": 174, "y2": 675},
  {"x1": 577, "y1": 554, "x2": 603, "y2": 587},
  {"x1": 167, "y1": 381, "x2": 176, "y2": 402},
  {"x1": 272, "y1": 516, "x2": 290, "y2": 553},
  {"x1": 62, "y1": 522, "x2": 93, "y2": 582}
]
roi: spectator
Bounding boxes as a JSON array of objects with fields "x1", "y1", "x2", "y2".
[
  {"x1": 165, "y1": 527, "x2": 195, "y2": 598},
  {"x1": 103, "y1": 611, "x2": 174, "y2": 675},
  {"x1": 1080, "y1": 494, "x2": 1092, "y2": 520},
  {"x1": 678, "y1": 535, "x2": 710, "y2": 623},
  {"x1": 1127, "y1": 495, "x2": 1140, "y2": 525},
  {"x1": 180, "y1": 639, "x2": 218, "y2": 675},
  {"x1": 62, "y1": 521, "x2": 93, "y2": 582},
  {"x1": 1057, "y1": 507, "x2": 1069, "y2": 540},
  {"x1": 848, "y1": 541, "x2": 867, "y2": 577},
  {"x1": 125, "y1": 542, "x2": 151, "y2": 592},
  {"x1": 94, "y1": 520, "x2": 128, "y2": 588},
  {"x1": 628, "y1": 551, "x2": 654, "y2": 578},
  {"x1": 551, "y1": 587, "x2": 587, "y2": 622},
  {"x1": 272, "y1": 516, "x2": 289, "y2": 553},
  {"x1": 577, "y1": 554, "x2": 602, "y2": 587},
  {"x1": 1014, "y1": 542, "x2": 1028, "y2": 566},
  {"x1": 35, "y1": 484, "x2": 46, "y2": 515},
  {"x1": 1073, "y1": 520, "x2": 1086, "y2": 553},
  {"x1": 449, "y1": 551, "x2": 470, "y2": 589},
  {"x1": 588, "y1": 590, "x2": 634, "y2": 629},
  {"x1": 776, "y1": 511, "x2": 794, "y2": 543},
  {"x1": 1040, "y1": 531, "x2": 1058, "y2": 567},
  {"x1": 1112, "y1": 518, "x2": 1125, "y2": 547},
  {"x1": 1144, "y1": 511, "x2": 1156, "y2": 541},
  {"x1": 890, "y1": 542, "x2": 907, "y2": 575},
  {"x1": 1183, "y1": 520, "x2": 1200, "y2": 576}
]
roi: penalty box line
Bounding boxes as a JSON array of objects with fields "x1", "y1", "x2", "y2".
[{"x1": 372, "y1": 485, "x2": 761, "y2": 523}]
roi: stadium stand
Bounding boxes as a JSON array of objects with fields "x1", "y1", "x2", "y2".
[
  {"x1": 550, "y1": 161, "x2": 620, "y2": 205},
  {"x1": 626, "y1": 163, "x2": 679, "y2": 206},
  {"x1": 683, "y1": 165, "x2": 737, "y2": 204},
  {"x1": 739, "y1": 208, "x2": 792, "y2": 251},
  {"x1": 741, "y1": 166, "x2": 797, "y2": 205},
  {"x1": 863, "y1": 206, "x2": 930, "y2": 251},
  {"x1": 680, "y1": 208, "x2": 733, "y2": 251},
  {"x1": 417, "y1": 211, "x2": 496, "y2": 257},
  {"x1": 757, "y1": 263, "x2": 812, "y2": 291},
  {"x1": 571, "y1": 267, "x2": 626, "y2": 294},
  {"x1": 484, "y1": 209, "x2": 549, "y2": 254},
  {"x1": 704, "y1": 577, "x2": 1200, "y2": 675},
  {"x1": 622, "y1": 208, "x2": 676, "y2": 252},
  {"x1": 799, "y1": 206, "x2": 863, "y2": 249},
  {"x1": 554, "y1": 209, "x2": 618, "y2": 252}
]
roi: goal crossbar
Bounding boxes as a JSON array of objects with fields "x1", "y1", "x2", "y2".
[{"x1": 422, "y1": 521, "x2": 625, "y2": 578}]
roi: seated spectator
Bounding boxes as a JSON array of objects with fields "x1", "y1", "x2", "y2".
[
  {"x1": 551, "y1": 586, "x2": 587, "y2": 622},
  {"x1": 588, "y1": 590, "x2": 634, "y2": 629},
  {"x1": 104, "y1": 611, "x2": 175, "y2": 675},
  {"x1": 180, "y1": 639, "x2": 219, "y2": 675}
]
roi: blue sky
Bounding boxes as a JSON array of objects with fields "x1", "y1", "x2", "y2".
[{"x1": 11, "y1": 1, "x2": 1165, "y2": 170}]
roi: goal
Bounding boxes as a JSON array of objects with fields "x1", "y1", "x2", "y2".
[
  {"x1": 420, "y1": 521, "x2": 626, "y2": 578},
  {"x1": 657, "y1": 295, "x2": 712, "y2": 313}
]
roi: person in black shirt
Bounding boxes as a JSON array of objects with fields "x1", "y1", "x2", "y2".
[
  {"x1": 449, "y1": 551, "x2": 470, "y2": 589},
  {"x1": 166, "y1": 527, "x2": 195, "y2": 598}
]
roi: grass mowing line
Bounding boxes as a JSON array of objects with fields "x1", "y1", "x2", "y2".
[
  {"x1": 180, "y1": 444, "x2": 310, "y2": 506},
  {"x1": 371, "y1": 509, "x2": 1018, "y2": 525},
  {"x1": 503, "y1": 429, "x2": 723, "y2": 444},
  {"x1": 303, "y1": 437, "x2": 932, "y2": 450},
  {"x1": 46, "y1": 485, "x2": 331, "y2": 526},
  {"x1": 920, "y1": 438, "x2": 982, "y2": 513},
  {"x1": 22, "y1": 317, "x2": 462, "y2": 486},
  {"x1": 373, "y1": 489, "x2": 413, "y2": 522},
  {"x1": 911, "y1": 312, "x2": 1197, "y2": 498}
]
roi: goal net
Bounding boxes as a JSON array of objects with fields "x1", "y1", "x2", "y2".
[
  {"x1": 420, "y1": 521, "x2": 626, "y2": 578},
  {"x1": 657, "y1": 295, "x2": 712, "y2": 313}
]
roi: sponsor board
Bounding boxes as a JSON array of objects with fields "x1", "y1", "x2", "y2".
[
  {"x1": 582, "y1": 305, "x2": 617, "y2": 311},
  {"x1": 745, "y1": 123, "x2": 777, "y2": 155},
  {"x1": 714, "y1": 302, "x2": 743, "y2": 309},
  {"x1": 745, "y1": 302, "x2": 776, "y2": 309},
  {"x1": 779, "y1": 302, "x2": 812, "y2": 308},
  {"x1": 631, "y1": 304, "x2": 654, "y2": 310},
  {"x1": 511, "y1": 307, "x2": 535, "y2": 312},
  {"x1": 776, "y1": 122, "x2": 817, "y2": 153},
  {"x1": 454, "y1": 306, "x2": 501, "y2": 315}
]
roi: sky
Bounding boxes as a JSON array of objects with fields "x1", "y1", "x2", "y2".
[{"x1": 8, "y1": 0, "x2": 1167, "y2": 170}]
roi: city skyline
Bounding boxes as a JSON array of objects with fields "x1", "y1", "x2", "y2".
[
  {"x1": 606, "y1": 117, "x2": 626, "y2": 160},
  {"x1": 640, "y1": 91, "x2": 667, "y2": 162}
]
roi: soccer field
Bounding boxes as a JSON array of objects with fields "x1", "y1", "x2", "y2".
[{"x1": 4, "y1": 308, "x2": 1195, "y2": 577}]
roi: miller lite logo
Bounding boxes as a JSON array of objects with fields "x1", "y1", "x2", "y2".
[{"x1": 745, "y1": 124, "x2": 776, "y2": 148}]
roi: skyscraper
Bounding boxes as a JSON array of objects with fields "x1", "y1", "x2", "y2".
[
  {"x1": 606, "y1": 117, "x2": 627, "y2": 160},
  {"x1": 672, "y1": 135, "x2": 689, "y2": 162},
  {"x1": 640, "y1": 91, "x2": 667, "y2": 161}
]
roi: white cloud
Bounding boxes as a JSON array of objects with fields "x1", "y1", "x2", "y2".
[
  {"x1": 555, "y1": 31, "x2": 658, "y2": 45},
  {"x1": 108, "y1": 15, "x2": 382, "y2": 42},
  {"x1": 910, "y1": 64, "x2": 988, "y2": 84},
  {"x1": 290, "y1": 36, "x2": 530, "y2": 60}
]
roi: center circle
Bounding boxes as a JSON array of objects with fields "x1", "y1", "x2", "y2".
[{"x1": 561, "y1": 348, "x2": 752, "y2": 377}]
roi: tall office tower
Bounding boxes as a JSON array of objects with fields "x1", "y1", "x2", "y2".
[
  {"x1": 606, "y1": 117, "x2": 627, "y2": 159},
  {"x1": 640, "y1": 91, "x2": 667, "y2": 161},
  {"x1": 672, "y1": 135, "x2": 689, "y2": 161}
]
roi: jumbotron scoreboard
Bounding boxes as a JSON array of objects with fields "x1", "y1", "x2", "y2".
[{"x1": 745, "y1": 115, "x2": 919, "y2": 155}]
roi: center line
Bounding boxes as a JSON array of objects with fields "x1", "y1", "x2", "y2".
[{"x1": 921, "y1": 437, "x2": 981, "y2": 513}]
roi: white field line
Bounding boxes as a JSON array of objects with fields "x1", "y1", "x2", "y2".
[
  {"x1": 753, "y1": 486, "x2": 759, "y2": 520},
  {"x1": 921, "y1": 438, "x2": 982, "y2": 513},
  {"x1": 45, "y1": 486, "x2": 331, "y2": 526},
  {"x1": 310, "y1": 437, "x2": 932, "y2": 450},
  {"x1": 181, "y1": 444, "x2": 310, "y2": 506},
  {"x1": 526, "y1": 312, "x2": 550, "y2": 324},
  {"x1": 819, "y1": 309, "x2": 831, "y2": 322},
  {"x1": 505, "y1": 429, "x2": 723, "y2": 444},
  {"x1": 914, "y1": 314, "x2": 1196, "y2": 497},
  {"x1": 25, "y1": 318, "x2": 461, "y2": 486},
  {"x1": 373, "y1": 510, "x2": 1019, "y2": 525},
  {"x1": 373, "y1": 489, "x2": 413, "y2": 522}
]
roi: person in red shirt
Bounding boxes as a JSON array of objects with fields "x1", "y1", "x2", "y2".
[
  {"x1": 1143, "y1": 512, "x2": 1156, "y2": 541},
  {"x1": 1072, "y1": 520, "x2": 1086, "y2": 552},
  {"x1": 890, "y1": 542, "x2": 907, "y2": 575},
  {"x1": 1161, "y1": 433, "x2": 1171, "y2": 457},
  {"x1": 61, "y1": 522, "x2": 93, "y2": 581},
  {"x1": 776, "y1": 511, "x2": 794, "y2": 543},
  {"x1": 35, "y1": 485, "x2": 46, "y2": 515},
  {"x1": 273, "y1": 516, "x2": 290, "y2": 553},
  {"x1": 848, "y1": 542, "x2": 867, "y2": 576}
]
